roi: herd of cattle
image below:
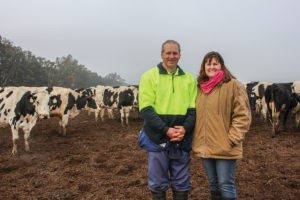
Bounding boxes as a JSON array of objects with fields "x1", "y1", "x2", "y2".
[
  {"x1": 1, "y1": 81, "x2": 300, "y2": 155},
  {"x1": 0, "y1": 85, "x2": 138, "y2": 155},
  {"x1": 244, "y1": 81, "x2": 300, "y2": 137}
]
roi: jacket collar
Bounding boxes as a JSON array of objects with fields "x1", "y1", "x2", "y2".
[{"x1": 157, "y1": 62, "x2": 185, "y2": 76}]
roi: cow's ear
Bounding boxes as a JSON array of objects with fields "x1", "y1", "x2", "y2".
[
  {"x1": 46, "y1": 87, "x2": 53, "y2": 94},
  {"x1": 32, "y1": 94, "x2": 37, "y2": 101}
]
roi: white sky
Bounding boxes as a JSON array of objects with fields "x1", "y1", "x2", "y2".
[{"x1": 0, "y1": 0, "x2": 299, "y2": 84}]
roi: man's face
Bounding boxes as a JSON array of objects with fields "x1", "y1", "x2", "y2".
[{"x1": 161, "y1": 43, "x2": 181, "y2": 71}]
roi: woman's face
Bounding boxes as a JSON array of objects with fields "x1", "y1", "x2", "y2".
[{"x1": 204, "y1": 58, "x2": 222, "y2": 79}]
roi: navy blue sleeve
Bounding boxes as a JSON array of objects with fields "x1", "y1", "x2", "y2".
[
  {"x1": 140, "y1": 106, "x2": 169, "y2": 133},
  {"x1": 183, "y1": 108, "x2": 196, "y2": 135}
]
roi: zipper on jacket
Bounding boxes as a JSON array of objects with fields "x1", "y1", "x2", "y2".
[
  {"x1": 218, "y1": 86, "x2": 221, "y2": 115},
  {"x1": 172, "y1": 74, "x2": 175, "y2": 93},
  {"x1": 204, "y1": 94, "x2": 208, "y2": 158}
]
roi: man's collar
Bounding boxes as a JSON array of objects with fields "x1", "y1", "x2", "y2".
[{"x1": 157, "y1": 62, "x2": 185, "y2": 75}]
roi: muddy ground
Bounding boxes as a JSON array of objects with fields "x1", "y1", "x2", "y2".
[{"x1": 0, "y1": 112, "x2": 299, "y2": 200}]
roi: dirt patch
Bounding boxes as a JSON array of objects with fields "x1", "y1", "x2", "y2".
[{"x1": 0, "y1": 112, "x2": 299, "y2": 199}]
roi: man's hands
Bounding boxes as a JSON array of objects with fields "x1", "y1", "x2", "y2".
[{"x1": 166, "y1": 126, "x2": 186, "y2": 142}]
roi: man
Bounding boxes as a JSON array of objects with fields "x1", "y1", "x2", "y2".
[{"x1": 138, "y1": 40, "x2": 197, "y2": 200}]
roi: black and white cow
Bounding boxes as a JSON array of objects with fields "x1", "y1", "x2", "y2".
[
  {"x1": 100, "y1": 85, "x2": 139, "y2": 126},
  {"x1": 252, "y1": 82, "x2": 272, "y2": 120},
  {"x1": 246, "y1": 81, "x2": 259, "y2": 111},
  {"x1": 291, "y1": 93, "x2": 300, "y2": 128},
  {"x1": 291, "y1": 81, "x2": 300, "y2": 127},
  {"x1": 264, "y1": 83, "x2": 300, "y2": 137},
  {"x1": 48, "y1": 87, "x2": 98, "y2": 135},
  {"x1": 0, "y1": 87, "x2": 50, "y2": 155},
  {"x1": 116, "y1": 85, "x2": 139, "y2": 126},
  {"x1": 84, "y1": 86, "x2": 106, "y2": 123}
]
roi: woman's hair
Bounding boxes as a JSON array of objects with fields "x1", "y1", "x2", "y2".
[{"x1": 197, "y1": 51, "x2": 236, "y2": 84}]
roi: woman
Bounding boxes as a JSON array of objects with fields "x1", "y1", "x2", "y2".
[{"x1": 192, "y1": 51, "x2": 251, "y2": 200}]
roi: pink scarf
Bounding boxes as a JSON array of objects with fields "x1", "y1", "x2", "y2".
[{"x1": 200, "y1": 70, "x2": 225, "y2": 94}]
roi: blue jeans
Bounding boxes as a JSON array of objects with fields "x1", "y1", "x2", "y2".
[{"x1": 202, "y1": 158, "x2": 237, "y2": 199}]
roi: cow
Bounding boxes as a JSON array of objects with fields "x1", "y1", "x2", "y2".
[
  {"x1": 252, "y1": 82, "x2": 272, "y2": 120},
  {"x1": 291, "y1": 81, "x2": 300, "y2": 128},
  {"x1": 48, "y1": 87, "x2": 98, "y2": 135},
  {"x1": 246, "y1": 81, "x2": 259, "y2": 111},
  {"x1": 264, "y1": 83, "x2": 299, "y2": 137},
  {"x1": 291, "y1": 93, "x2": 300, "y2": 128},
  {"x1": 115, "y1": 85, "x2": 139, "y2": 126},
  {"x1": 0, "y1": 86, "x2": 50, "y2": 155},
  {"x1": 84, "y1": 85, "x2": 113, "y2": 122},
  {"x1": 75, "y1": 86, "x2": 102, "y2": 123},
  {"x1": 257, "y1": 97, "x2": 269, "y2": 121},
  {"x1": 99, "y1": 85, "x2": 139, "y2": 126}
]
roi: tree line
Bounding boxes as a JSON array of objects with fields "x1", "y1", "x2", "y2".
[{"x1": 0, "y1": 35, "x2": 126, "y2": 88}]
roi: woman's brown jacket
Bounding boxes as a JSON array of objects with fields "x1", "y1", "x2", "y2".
[{"x1": 192, "y1": 79, "x2": 251, "y2": 159}]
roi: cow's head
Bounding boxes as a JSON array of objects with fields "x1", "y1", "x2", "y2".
[
  {"x1": 76, "y1": 91, "x2": 98, "y2": 110},
  {"x1": 49, "y1": 95, "x2": 62, "y2": 111},
  {"x1": 31, "y1": 90, "x2": 50, "y2": 119},
  {"x1": 248, "y1": 92, "x2": 257, "y2": 111},
  {"x1": 131, "y1": 86, "x2": 139, "y2": 108},
  {"x1": 14, "y1": 90, "x2": 49, "y2": 120},
  {"x1": 103, "y1": 87, "x2": 117, "y2": 107},
  {"x1": 246, "y1": 82, "x2": 259, "y2": 111},
  {"x1": 14, "y1": 91, "x2": 35, "y2": 118}
]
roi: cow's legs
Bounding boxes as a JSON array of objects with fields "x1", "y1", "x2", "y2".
[
  {"x1": 11, "y1": 127, "x2": 19, "y2": 155},
  {"x1": 24, "y1": 130, "x2": 31, "y2": 152},
  {"x1": 100, "y1": 109, "x2": 105, "y2": 121},
  {"x1": 261, "y1": 105, "x2": 268, "y2": 121},
  {"x1": 273, "y1": 111, "x2": 280, "y2": 137},
  {"x1": 282, "y1": 110, "x2": 290, "y2": 131},
  {"x1": 125, "y1": 111, "x2": 129, "y2": 126},
  {"x1": 59, "y1": 120, "x2": 63, "y2": 134},
  {"x1": 295, "y1": 112, "x2": 300, "y2": 128},
  {"x1": 23, "y1": 120, "x2": 36, "y2": 152},
  {"x1": 124, "y1": 107, "x2": 131, "y2": 126},
  {"x1": 270, "y1": 102, "x2": 278, "y2": 137},
  {"x1": 107, "y1": 108, "x2": 114, "y2": 119},
  {"x1": 94, "y1": 110, "x2": 99, "y2": 127},
  {"x1": 59, "y1": 115, "x2": 69, "y2": 135},
  {"x1": 120, "y1": 108, "x2": 125, "y2": 127},
  {"x1": 94, "y1": 110, "x2": 98, "y2": 122}
]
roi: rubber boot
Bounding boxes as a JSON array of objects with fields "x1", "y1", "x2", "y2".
[
  {"x1": 221, "y1": 197, "x2": 236, "y2": 200},
  {"x1": 211, "y1": 190, "x2": 222, "y2": 200},
  {"x1": 172, "y1": 190, "x2": 188, "y2": 200},
  {"x1": 151, "y1": 191, "x2": 166, "y2": 200}
]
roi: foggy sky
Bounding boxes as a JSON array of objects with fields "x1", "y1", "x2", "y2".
[{"x1": 1, "y1": 0, "x2": 299, "y2": 84}]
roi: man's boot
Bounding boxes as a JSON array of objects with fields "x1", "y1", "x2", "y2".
[
  {"x1": 151, "y1": 191, "x2": 166, "y2": 200},
  {"x1": 172, "y1": 190, "x2": 188, "y2": 200},
  {"x1": 211, "y1": 191, "x2": 222, "y2": 200}
]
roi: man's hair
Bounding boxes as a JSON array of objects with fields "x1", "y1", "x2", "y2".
[{"x1": 161, "y1": 40, "x2": 181, "y2": 53}]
